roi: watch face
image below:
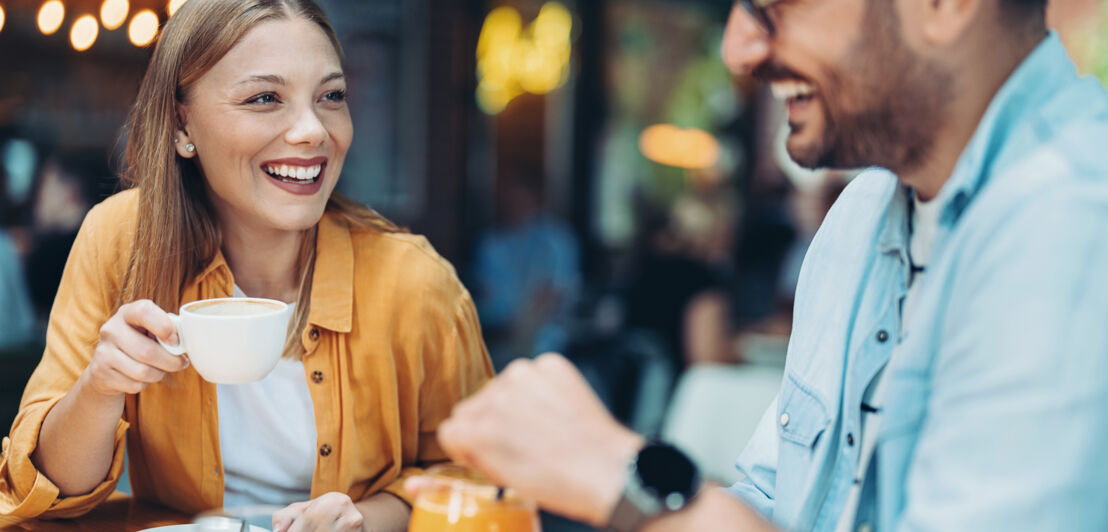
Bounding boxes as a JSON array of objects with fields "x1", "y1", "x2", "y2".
[{"x1": 637, "y1": 443, "x2": 699, "y2": 505}]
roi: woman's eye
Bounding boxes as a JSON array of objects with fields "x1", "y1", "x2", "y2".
[
  {"x1": 247, "y1": 93, "x2": 279, "y2": 105},
  {"x1": 323, "y1": 89, "x2": 347, "y2": 103}
]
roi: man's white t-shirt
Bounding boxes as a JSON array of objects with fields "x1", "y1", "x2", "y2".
[{"x1": 834, "y1": 192, "x2": 941, "y2": 532}]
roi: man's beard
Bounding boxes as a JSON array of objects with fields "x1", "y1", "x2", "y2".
[{"x1": 789, "y1": 1, "x2": 952, "y2": 173}]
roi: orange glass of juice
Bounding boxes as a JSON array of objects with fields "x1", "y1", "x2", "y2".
[{"x1": 409, "y1": 465, "x2": 542, "y2": 532}]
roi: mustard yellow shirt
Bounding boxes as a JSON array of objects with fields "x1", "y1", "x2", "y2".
[{"x1": 0, "y1": 189, "x2": 493, "y2": 518}]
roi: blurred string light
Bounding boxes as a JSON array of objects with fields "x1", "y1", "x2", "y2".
[
  {"x1": 70, "y1": 14, "x2": 98, "y2": 51},
  {"x1": 639, "y1": 124, "x2": 721, "y2": 170},
  {"x1": 38, "y1": 0, "x2": 65, "y2": 35},
  {"x1": 476, "y1": 2, "x2": 573, "y2": 114},
  {"x1": 0, "y1": 4, "x2": 6, "y2": 35},
  {"x1": 128, "y1": 9, "x2": 158, "y2": 46},
  {"x1": 167, "y1": 0, "x2": 187, "y2": 17},
  {"x1": 100, "y1": 0, "x2": 128, "y2": 31}
]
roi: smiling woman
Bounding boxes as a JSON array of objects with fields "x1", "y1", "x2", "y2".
[{"x1": 0, "y1": 1, "x2": 493, "y2": 531}]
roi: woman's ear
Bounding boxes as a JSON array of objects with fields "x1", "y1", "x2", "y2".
[{"x1": 173, "y1": 129, "x2": 196, "y2": 158}]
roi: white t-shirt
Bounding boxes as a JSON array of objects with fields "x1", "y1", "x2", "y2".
[
  {"x1": 835, "y1": 193, "x2": 941, "y2": 532},
  {"x1": 218, "y1": 285, "x2": 316, "y2": 507}
]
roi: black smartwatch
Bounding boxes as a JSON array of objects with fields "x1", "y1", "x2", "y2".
[{"x1": 607, "y1": 441, "x2": 702, "y2": 532}]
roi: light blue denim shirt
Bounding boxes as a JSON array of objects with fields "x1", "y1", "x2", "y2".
[{"x1": 729, "y1": 33, "x2": 1108, "y2": 531}]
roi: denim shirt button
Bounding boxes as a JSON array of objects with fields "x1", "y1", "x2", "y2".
[
  {"x1": 779, "y1": 413, "x2": 790, "y2": 427},
  {"x1": 857, "y1": 523, "x2": 873, "y2": 532},
  {"x1": 876, "y1": 330, "x2": 890, "y2": 343}
]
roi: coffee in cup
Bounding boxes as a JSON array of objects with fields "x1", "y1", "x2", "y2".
[{"x1": 157, "y1": 297, "x2": 294, "y2": 384}]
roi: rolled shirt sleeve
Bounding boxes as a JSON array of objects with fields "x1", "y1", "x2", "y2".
[{"x1": 0, "y1": 199, "x2": 132, "y2": 518}]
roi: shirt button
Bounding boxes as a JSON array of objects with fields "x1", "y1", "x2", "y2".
[
  {"x1": 311, "y1": 370, "x2": 324, "y2": 383},
  {"x1": 846, "y1": 433, "x2": 855, "y2": 446},
  {"x1": 857, "y1": 523, "x2": 873, "y2": 532},
  {"x1": 876, "y1": 330, "x2": 890, "y2": 343},
  {"x1": 308, "y1": 328, "x2": 320, "y2": 341},
  {"x1": 779, "y1": 413, "x2": 790, "y2": 427},
  {"x1": 319, "y1": 444, "x2": 333, "y2": 457}
]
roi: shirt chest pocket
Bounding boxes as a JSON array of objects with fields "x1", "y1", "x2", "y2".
[
  {"x1": 773, "y1": 374, "x2": 834, "y2": 527},
  {"x1": 778, "y1": 373, "x2": 831, "y2": 449}
]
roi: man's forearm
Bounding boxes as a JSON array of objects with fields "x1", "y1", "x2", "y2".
[{"x1": 642, "y1": 486, "x2": 778, "y2": 532}]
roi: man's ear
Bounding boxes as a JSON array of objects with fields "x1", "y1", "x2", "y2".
[{"x1": 910, "y1": 0, "x2": 982, "y2": 46}]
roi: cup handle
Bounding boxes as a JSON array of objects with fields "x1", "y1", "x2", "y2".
[{"x1": 156, "y1": 313, "x2": 186, "y2": 356}]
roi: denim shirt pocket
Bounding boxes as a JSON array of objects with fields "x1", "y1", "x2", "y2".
[{"x1": 778, "y1": 372, "x2": 832, "y2": 449}]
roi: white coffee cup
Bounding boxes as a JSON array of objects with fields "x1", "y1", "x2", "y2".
[{"x1": 157, "y1": 297, "x2": 294, "y2": 384}]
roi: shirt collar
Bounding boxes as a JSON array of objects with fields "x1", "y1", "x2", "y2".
[
  {"x1": 878, "y1": 32, "x2": 1073, "y2": 254},
  {"x1": 308, "y1": 210, "x2": 354, "y2": 333},
  {"x1": 191, "y1": 209, "x2": 354, "y2": 333},
  {"x1": 930, "y1": 31, "x2": 1074, "y2": 224}
]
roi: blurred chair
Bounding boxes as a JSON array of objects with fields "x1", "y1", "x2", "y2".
[{"x1": 660, "y1": 360, "x2": 784, "y2": 485}]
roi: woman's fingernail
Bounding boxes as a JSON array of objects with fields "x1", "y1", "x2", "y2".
[{"x1": 169, "y1": 333, "x2": 180, "y2": 346}]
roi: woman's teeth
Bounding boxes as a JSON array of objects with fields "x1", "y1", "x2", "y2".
[{"x1": 264, "y1": 164, "x2": 322, "y2": 182}]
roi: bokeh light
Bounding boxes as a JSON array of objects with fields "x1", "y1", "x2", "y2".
[
  {"x1": 639, "y1": 124, "x2": 721, "y2": 170},
  {"x1": 0, "y1": 5, "x2": 6, "y2": 35},
  {"x1": 100, "y1": 0, "x2": 128, "y2": 31},
  {"x1": 476, "y1": 2, "x2": 573, "y2": 114},
  {"x1": 167, "y1": 0, "x2": 187, "y2": 17},
  {"x1": 128, "y1": 9, "x2": 158, "y2": 46},
  {"x1": 37, "y1": 0, "x2": 65, "y2": 35},
  {"x1": 70, "y1": 14, "x2": 99, "y2": 51}
]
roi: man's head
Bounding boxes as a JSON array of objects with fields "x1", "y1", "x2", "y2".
[{"x1": 723, "y1": 0, "x2": 1047, "y2": 174}]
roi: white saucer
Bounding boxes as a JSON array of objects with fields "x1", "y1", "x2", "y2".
[{"x1": 137, "y1": 525, "x2": 269, "y2": 532}]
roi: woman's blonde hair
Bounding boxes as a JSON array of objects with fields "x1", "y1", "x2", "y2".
[{"x1": 118, "y1": 0, "x2": 402, "y2": 358}]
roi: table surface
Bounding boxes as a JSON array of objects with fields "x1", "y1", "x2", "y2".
[{"x1": 0, "y1": 492, "x2": 191, "y2": 531}]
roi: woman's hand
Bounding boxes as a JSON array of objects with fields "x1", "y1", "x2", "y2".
[
  {"x1": 82, "y1": 299, "x2": 190, "y2": 397},
  {"x1": 272, "y1": 492, "x2": 365, "y2": 532}
]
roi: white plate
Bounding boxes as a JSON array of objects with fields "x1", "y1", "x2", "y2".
[{"x1": 137, "y1": 525, "x2": 270, "y2": 532}]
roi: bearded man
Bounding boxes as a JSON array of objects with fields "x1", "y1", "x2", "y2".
[{"x1": 434, "y1": 1, "x2": 1108, "y2": 530}]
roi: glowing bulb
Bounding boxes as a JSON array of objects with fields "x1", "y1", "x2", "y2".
[
  {"x1": 477, "y1": 7, "x2": 521, "y2": 59},
  {"x1": 38, "y1": 0, "x2": 65, "y2": 35},
  {"x1": 0, "y1": 5, "x2": 6, "y2": 35},
  {"x1": 167, "y1": 0, "x2": 187, "y2": 17},
  {"x1": 640, "y1": 125, "x2": 721, "y2": 170},
  {"x1": 533, "y1": 2, "x2": 572, "y2": 51},
  {"x1": 128, "y1": 9, "x2": 158, "y2": 46},
  {"x1": 100, "y1": 0, "x2": 128, "y2": 30},
  {"x1": 70, "y1": 14, "x2": 99, "y2": 51}
]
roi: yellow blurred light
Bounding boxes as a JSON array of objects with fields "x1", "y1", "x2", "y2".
[
  {"x1": 70, "y1": 14, "x2": 98, "y2": 51},
  {"x1": 128, "y1": 9, "x2": 158, "y2": 46},
  {"x1": 100, "y1": 0, "x2": 128, "y2": 30},
  {"x1": 38, "y1": 0, "x2": 65, "y2": 35},
  {"x1": 533, "y1": 2, "x2": 572, "y2": 50},
  {"x1": 477, "y1": 80, "x2": 521, "y2": 115},
  {"x1": 476, "y1": 2, "x2": 574, "y2": 114},
  {"x1": 0, "y1": 5, "x2": 6, "y2": 35},
  {"x1": 516, "y1": 44, "x2": 563, "y2": 95},
  {"x1": 477, "y1": 7, "x2": 522, "y2": 58},
  {"x1": 167, "y1": 0, "x2": 187, "y2": 17},
  {"x1": 639, "y1": 124, "x2": 721, "y2": 170}
]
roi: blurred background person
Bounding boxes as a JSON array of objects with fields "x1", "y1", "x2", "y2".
[{"x1": 471, "y1": 173, "x2": 581, "y2": 370}]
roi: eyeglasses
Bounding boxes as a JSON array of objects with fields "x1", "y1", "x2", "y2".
[{"x1": 739, "y1": 0, "x2": 778, "y2": 36}]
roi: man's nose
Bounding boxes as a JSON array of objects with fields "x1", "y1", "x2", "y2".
[{"x1": 721, "y1": 5, "x2": 771, "y2": 75}]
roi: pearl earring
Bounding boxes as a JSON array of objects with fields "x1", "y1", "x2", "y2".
[{"x1": 185, "y1": 143, "x2": 195, "y2": 153}]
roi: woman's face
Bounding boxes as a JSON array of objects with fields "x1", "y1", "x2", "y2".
[{"x1": 175, "y1": 16, "x2": 352, "y2": 235}]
